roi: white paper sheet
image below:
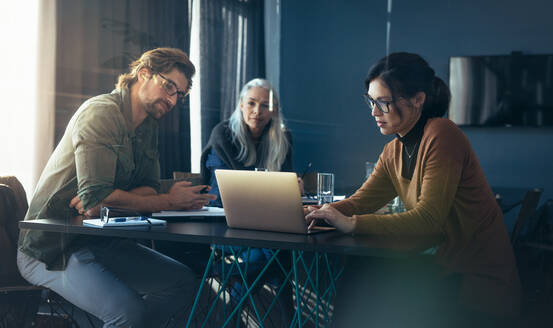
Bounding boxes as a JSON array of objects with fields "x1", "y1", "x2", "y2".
[{"x1": 151, "y1": 206, "x2": 226, "y2": 217}]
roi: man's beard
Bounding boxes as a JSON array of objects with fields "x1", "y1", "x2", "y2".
[{"x1": 145, "y1": 100, "x2": 169, "y2": 120}]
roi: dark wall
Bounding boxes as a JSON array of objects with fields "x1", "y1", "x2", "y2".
[{"x1": 280, "y1": 0, "x2": 553, "y2": 202}]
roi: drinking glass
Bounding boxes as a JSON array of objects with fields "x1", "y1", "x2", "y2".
[
  {"x1": 388, "y1": 196, "x2": 406, "y2": 214},
  {"x1": 317, "y1": 173, "x2": 334, "y2": 205},
  {"x1": 365, "y1": 161, "x2": 376, "y2": 179}
]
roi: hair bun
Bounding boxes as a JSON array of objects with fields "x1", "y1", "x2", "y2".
[{"x1": 424, "y1": 77, "x2": 451, "y2": 118}]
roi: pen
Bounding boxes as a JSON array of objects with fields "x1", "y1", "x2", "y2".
[
  {"x1": 113, "y1": 216, "x2": 148, "y2": 222},
  {"x1": 101, "y1": 206, "x2": 151, "y2": 223},
  {"x1": 300, "y1": 162, "x2": 312, "y2": 179}
]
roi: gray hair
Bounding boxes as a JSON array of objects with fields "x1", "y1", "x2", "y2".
[{"x1": 228, "y1": 78, "x2": 289, "y2": 171}]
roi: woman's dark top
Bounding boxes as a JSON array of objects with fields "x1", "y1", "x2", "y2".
[
  {"x1": 397, "y1": 114, "x2": 428, "y2": 179},
  {"x1": 200, "y1": 120, "x2": 293, "y2": 206}
]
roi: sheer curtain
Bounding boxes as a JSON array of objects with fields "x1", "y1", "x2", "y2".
[
  {"x1": 54, "y1": 0, "x2": 191, "y2": 178},
  {"x1": 34, "y1": 1, "x2": 57, "y2": 195},
  {"x1": 189, "y1": 0, "x2": 265, "y2": 171}
]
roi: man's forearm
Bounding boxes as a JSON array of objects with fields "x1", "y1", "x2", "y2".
[
  {"x1": 128, "y1": 186, "x2": 157, "y2": 196},
  {"x1": 80, "y1": 181, "x2": 213, "y2": 216},
  {"x1": 101, "y1": 189, "x2": 173, "y2": 212}
]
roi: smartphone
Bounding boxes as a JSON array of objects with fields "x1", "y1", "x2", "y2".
[{"x1": 200, "y1": 186, "x2": 209, "y2": 194}]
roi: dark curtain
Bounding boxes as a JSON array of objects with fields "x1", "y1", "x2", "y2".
[
  {"x1": 55, "y1": 0, "x2": 191, "y2": 178},
  {"x1": 196, "y1": 0, "x2": 265, "y2": 148}
]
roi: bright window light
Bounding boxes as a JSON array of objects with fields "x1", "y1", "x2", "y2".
[
  {"x1": 189, "y1": 0, "x2": 202, "y2": 173},
  {"x1": 0, "y1": 1, "x2": 40, "y2": 196}
]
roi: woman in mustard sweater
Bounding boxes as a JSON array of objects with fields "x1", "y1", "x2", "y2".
[{"x1": 306, "y1": 53, "x2": 520, "y2": 327}]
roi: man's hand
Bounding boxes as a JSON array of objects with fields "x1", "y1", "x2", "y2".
[
  {"x1": 167, "y1": 181, "x2": 217, "y2": 210},
  {"x1": 305, "y1": 204, "x2": 356, "y2": 233},
  {"x1": 70, "y1": 182, "x2": 217, "y2": 215},
  {"x1": 69, "y1": 195, "x2": 101, "y2": 217}
]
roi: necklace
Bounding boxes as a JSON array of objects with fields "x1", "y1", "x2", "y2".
[{"x1": 404, "y1": 141, "x2": 419, "y2": 159}]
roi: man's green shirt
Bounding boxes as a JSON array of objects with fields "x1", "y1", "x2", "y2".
[{"x1": 18, "y1": 88, "x2": 160, "y2": 270}]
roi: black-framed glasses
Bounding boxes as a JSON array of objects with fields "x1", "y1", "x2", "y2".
[
  {"x1": 362, "y1": 94, "x2": 394, "y2": 113},
  {"x1": 156, "y1": 73, "x2": 187, "y2": 104}
]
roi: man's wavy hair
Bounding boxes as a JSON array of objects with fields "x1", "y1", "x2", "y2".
[{"x1": 115, "y1": 47, "x2": 195, "y2": 94}]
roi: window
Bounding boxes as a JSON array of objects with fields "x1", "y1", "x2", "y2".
[{"x1": 0, "y1": 1, "x2": 42, "y2": 197}]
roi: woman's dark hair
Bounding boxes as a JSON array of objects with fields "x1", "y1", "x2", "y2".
[{"x1": 364, "y1": 52, "x2": 451, "y2": 118}]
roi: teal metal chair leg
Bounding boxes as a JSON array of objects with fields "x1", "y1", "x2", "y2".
[
  {"x1": 289, "y1": 252, "x2": 343, "y2": 328},
  {"x1": 188, "y1": 246, "x2": 248, "y2": 328},
  {"x1": 316, "y1": 253, "x2": 320, "y2": 328},
  {"x1": 221, "y1": 248, "x2": 282, "y2": 328},
  {"x1": 322, "y1": 253, "x2": 344, "y2": 325},
  {"x1": 187, "y1": 247, "x2": 343, "y2": 328},
  {"x1": 261, "y1": 261, "x2": 294, "y2": 323},
  {"x1": 186, "y1": 247, "x2": 216, "y2": 328},
  {"x1": 200, "y1": 247, "x2": 249, "y2": 328},
  {"x1": 291, "y1": 251, "x2": 320, "y2": 326},
  {"x1": 227, "y1": 247, "x2": 264, "y2": 326},
  {"x1": 222, "y1": 247, "x2": 226, "y2": 321},
  {"x1": 292, "y1": 251, "x2": 302, "y2": 327}
]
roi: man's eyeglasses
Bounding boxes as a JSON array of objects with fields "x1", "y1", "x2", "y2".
[
  {"x1": 362, "y1": 94, "x2": 394, "y2": 113},
  {"x1": 156, "y1": 73, "x2": 187, "y2": 104}
]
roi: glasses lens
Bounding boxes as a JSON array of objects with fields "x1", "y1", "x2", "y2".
[
  {"x1": 157, "y1": 74, "x2": 177, "y2": 96},
  {"x1": 375, "y1": 100, "x2": 385, "y2": 113},
  {"x1": 363, "y1": 94, "x2": 392, "y2": 113},
  {"x1": 164, "y1": 81, "x2": 177, "y2": 96},
  {"x1": 379, "y1": 100, "x2": 390, "y2": 113},
  {"x1": 158, "y1": 73, "x2": 188, "y2": 104},
  {"x1": 364, "y1": 95, "x2": 382, "y2": 111}
]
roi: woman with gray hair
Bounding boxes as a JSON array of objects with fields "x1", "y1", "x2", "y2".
[
  {"x1": 200, "y1": 78, "x2": 300, "y2": 207},
  {"x1": 199, "y1": 79, "x2": 297, "y2": 319}
]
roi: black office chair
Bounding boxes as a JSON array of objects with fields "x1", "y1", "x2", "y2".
[
  {"x1": 511, "y1": 188, "x2": 543, "y2": 247},
  {"x1": 0, "y1": 182, "x2": 43, "y2": 328},
  {"x1": 505, "y1": 188, "x2": 553, "y2": 326},
  {"x1": 0, "y1": 177, "x2": 82, "y2": 328}
]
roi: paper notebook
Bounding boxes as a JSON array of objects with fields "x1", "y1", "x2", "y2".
[{"x1": 83, "y1": 216, "x2": 166, "y2": 228}]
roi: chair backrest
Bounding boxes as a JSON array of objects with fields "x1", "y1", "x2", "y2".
[
  {"x1": 0, "y1": 180, "x2": 28, "y2": 287},
  {"x1": 525, "y1": 199, "x2": 553, "y2": 247},
  {"x1": 511, "y1": 188, "x2": 542, "y2": 247},
  {"x1": 0, "y1": 177, "x2": 71, "y2": 324},
  {"x1": 0, "y1": 176, "x2": 28, "y2": 219}
]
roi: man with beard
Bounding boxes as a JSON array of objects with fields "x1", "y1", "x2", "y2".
[{"x1": 17, "y1": 48, "x2": 215, "y2": 328}]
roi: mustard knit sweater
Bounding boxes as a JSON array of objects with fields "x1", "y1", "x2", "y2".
[{"x1": 332, "y1": 118, "x2": 520, "y2": 317}]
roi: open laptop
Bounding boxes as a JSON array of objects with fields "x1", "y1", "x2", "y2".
[{"x1": 215, "y1": 169, "x2": 335, "y2": 234}]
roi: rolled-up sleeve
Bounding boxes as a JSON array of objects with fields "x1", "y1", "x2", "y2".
[{"x1": 71, "y1": 105, "x2": 124, "y2": 210}]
